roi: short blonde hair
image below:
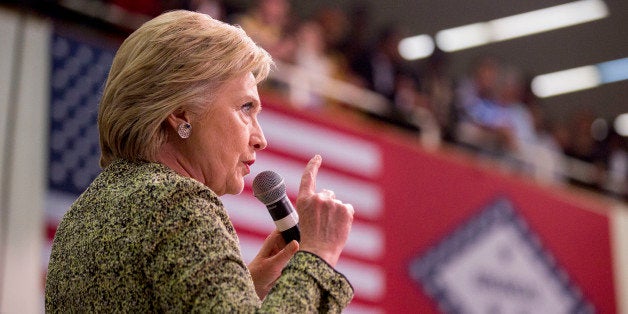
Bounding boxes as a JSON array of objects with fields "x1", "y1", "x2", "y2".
[{"x1": 98, "y1": 10, "x2": 273, "y2": 167}]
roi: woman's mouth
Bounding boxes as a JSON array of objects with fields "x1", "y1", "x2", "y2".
[{"x1": 243, "y1": 160, "x2": 255, "y2": 174}]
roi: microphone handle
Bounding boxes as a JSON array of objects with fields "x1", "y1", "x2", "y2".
[
  {"x1": 267, "y1": 196, "x2": 300, "y2": 243},
  {"x1": 280, "y1": 225, "x2": 300, "y2": 243}
]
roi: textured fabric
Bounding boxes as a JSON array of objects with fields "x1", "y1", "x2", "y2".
[{"x1": 45, "y1": 159, "x2": 353, "y2": 313}]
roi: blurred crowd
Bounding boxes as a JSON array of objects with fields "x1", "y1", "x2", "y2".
[
  {"x1": 42, "y1": 0, "x2": 628, "y2": 200},
  {"x1": 225, "y1": 0, "x2": 628, "y2": 199}
]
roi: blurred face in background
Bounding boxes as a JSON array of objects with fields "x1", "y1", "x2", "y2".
[
  {"x1": 474, "y1": 58, "x2": 500, "y2": 98},
  {"x1": 298, "y1": 21, "x2": 325, "y2": 54},
  {"x1": 260, "y1": 0, "x2": 289, "y2": 25}
]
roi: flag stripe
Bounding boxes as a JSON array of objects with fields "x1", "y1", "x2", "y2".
[{"x1": 259, "y1": 111, "x2": 382, "y2": 178}]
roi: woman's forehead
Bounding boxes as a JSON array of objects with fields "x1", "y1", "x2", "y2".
[{"x1": 220, "y1": 72, "x2": 258, "y2": 96}]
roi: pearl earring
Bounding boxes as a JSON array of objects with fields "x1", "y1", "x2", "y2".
[{"x1": 177, "y1": 122, "x2": 191, "y2": 139}]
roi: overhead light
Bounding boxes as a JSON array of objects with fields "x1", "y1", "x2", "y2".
[
  {"x1": 435, "y1": 23, "x2": 490, "y2": 52},
  {"x1": 615, "y1": 113, "x2": 628, "y2": 137},
  {"x1": 489, "y1": 0, "x2": 608, "y2": 41},
  {"x1": 398, "y1": 34, "x2": 435, "y2": 60},
  {"x1": 597, "y1": 57, "x2": 628, "y2": 84},
  {"x1": 436, "y1": 0, "x2": 609, "y2": 52},
  {"x1": 531, "y1": 57, "x2": 628, "y2": 98},
  {"x1": 531, "y1": 65, "x2": 600, "y2": 98}
]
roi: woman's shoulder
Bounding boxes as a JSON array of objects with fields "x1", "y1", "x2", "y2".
[
  {"x1": 70, "y1": 159, "x2": 231, "y2": 236},
  {"x1": 105, "y1": 159, "x2": 213, "y2": 194},
  {"x1": 87, "y1": 159, "x2": 223, "y2": 217}
]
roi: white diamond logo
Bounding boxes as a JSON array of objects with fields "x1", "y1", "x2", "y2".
[{"x1": 409, "y1": 197, "x2": 593, "y2": 313}]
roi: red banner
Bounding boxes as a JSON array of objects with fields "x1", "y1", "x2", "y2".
[{"x1": 252, "y1": 97, "x2": 616, "y2": 313}]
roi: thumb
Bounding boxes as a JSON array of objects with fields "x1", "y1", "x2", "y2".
[
  {"x1": 272, "y1": 240, "x2": 299, "y2": 264},
  {"x1": 255, "y1": 230, "x2": 284, "y2": 258},
  {"x1": 299, "y1": 155, "x2": 322, "y2": 196}
]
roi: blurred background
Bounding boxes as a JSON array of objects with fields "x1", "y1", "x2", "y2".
[{"x1": 0, "y1": 0, "x2": 626, "y2": 313}]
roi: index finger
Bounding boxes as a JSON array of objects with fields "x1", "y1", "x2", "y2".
[{"x1": 299, "y1": 155, "x2": 322, "y2": 196}]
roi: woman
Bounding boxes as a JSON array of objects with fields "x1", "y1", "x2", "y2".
[{"x1": 45, "y1": 10, "x2": 354, "y2": 312}]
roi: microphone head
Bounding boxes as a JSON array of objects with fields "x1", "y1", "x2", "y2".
[{"x1": 252, "y1": 170, "x2": 286, "y2": 205}]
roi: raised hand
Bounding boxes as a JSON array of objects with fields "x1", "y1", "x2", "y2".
[{"x1": 296, "y1": 155, "x2": 354, "y2": 267}]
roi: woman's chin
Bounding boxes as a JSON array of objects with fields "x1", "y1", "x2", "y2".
[{"x1": 225, "y1": 180, "x2": 245, "y2": 195}]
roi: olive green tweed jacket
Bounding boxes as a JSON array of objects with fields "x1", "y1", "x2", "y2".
[{"x1": 45, "y1": 159, "x2": 353, "y2": 313}]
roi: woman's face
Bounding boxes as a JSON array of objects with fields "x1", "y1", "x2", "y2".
[{"x1": 189, "y1": 72, "x2": 267, "y2": 195}]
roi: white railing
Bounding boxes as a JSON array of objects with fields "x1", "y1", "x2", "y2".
[{"x1": 269, "y1": 60, "x2": 626, "y2": 199}]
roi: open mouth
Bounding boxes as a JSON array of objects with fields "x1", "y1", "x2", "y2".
[{"x1": 243, "y1": 160, "x2": 255, "y2": 173}]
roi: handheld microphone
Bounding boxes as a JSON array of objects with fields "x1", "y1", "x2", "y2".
[{"x1": 252, "y1": 170, "x2": 300, "y2": 243}]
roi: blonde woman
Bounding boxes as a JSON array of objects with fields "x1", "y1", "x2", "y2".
[{"x1": 45, "y1": 10, "x2": 354, "y2": 312}]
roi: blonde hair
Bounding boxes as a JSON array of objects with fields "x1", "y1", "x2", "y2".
[{"x1": 98, "y1": 10, "x2": 273, "y2": 167}]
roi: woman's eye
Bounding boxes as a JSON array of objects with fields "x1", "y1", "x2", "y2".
[{"x1": 241, "y1": 102, "x2": 254, "y2": 113}]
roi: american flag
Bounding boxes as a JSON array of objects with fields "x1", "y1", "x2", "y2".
[{"x1": 48, "y1": 32, "x2": 113, "y2": 194}]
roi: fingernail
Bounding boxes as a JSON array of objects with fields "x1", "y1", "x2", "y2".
[
  {"x1": 314, "y1": 154, "x2": 322, "y2": 162},
  {"x1": 290, "y1": 240, "x2": 299, "y2": 250}
]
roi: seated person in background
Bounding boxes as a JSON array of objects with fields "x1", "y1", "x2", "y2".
[
  {"x1": 454, "y1": 56, "x2": 511, "y2": 156},
  {"x1": 234, "y1": 0, "x2": 295, "y2": 62}
]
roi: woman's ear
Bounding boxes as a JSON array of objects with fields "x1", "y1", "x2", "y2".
[
  {"x1": 167, "y1": 109, "x2": 193, "y2": 139},
  {"x1": 166, "y1": 109, "x2": 190, "y2": 130}
]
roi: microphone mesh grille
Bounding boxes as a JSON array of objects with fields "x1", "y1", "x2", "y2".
[{"x1": 252, "y1": 171, "x2": 286, "y2": 205}]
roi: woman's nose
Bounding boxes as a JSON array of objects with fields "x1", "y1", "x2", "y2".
[{"x1": 251, "y1": 123, "x2": 267, "y2": 150}]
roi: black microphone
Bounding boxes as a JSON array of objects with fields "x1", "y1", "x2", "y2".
[{"x1": 252, "y1": 170, "x2": 300, "y2": 243}]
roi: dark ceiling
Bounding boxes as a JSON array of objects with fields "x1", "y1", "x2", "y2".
[
  {"x1": 290, "y1": 0, "x2": 628, "y2": 125},
  {"x1": 8, "y1": 0, "x2": 626, "y2": 126}
]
